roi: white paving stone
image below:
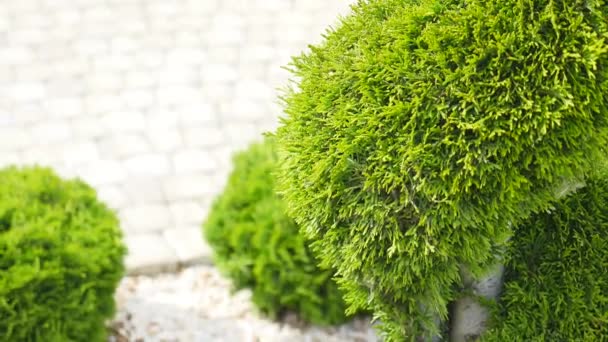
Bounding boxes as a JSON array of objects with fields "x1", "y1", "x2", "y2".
[
  {"x1": 122, "y1": 204, "x2": 173, "y2": 233},
  {"x1": 0, "y1": 0, "x2": 356, "y2": 274},
  {"x1": 182, "y1": 126, "x2": 225, "y2": 148},
  {"x1": 124, "y1": 153, "x2": 171, "y2": 177},
  {"x1": 146, "y1": 128, "x2": 183, "y2": 152},
  {"x1": 163, "y1": 227, "x2": 212, "y2": 264},
  {"x1": 173, "y1": 149, "x2": 217, "y2": 174},
  {"x1": 0, "y1": 153, "x2": 21, "y2": 167},
  {"x1": 0, "y1": 127, "x2": 32, "y2": 151},
  {"x1": 30, "y1": 122, "x2": 72, "y2": 143},
  {"x1": 163, "y1": 174, "x2": 218, "y2": 201},
  {"x1": 101, "y1": 110, "x2": 146, "y2": 133},
  {"x1": 97, "y1": 185, "x2": 130, "y2": 209},
  {"x1": 99, "y1": 134, "x2": 150, "y2": 158},
  {"x1": 125, "y1": 234, "x2": 180, "y2": 275},
  {"x1": 81, "y1": 159, "x2": 128, "y2": 186},
  {"x1": 62, "y1": 141, "x2": 100, "y2": 165},
  {"x1": 176, "y1": 103, "x2": 217, "y2": 125},
  {"x1": 9, "y1": 82, "x2": 46, "y2": 101},
  {"x1": 46, "y1": 97, "x2": 85, "y2": 118},
  {"x1": 123, "y1": 178, "x2": 167, "y2": 204},
  {"x1": 168, "y1": 201, "x2": 207, "y2": 225}
]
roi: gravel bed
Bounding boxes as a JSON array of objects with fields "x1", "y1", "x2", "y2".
[{"x1": 108, "y1": 265, "x2": 379, "y2": 342}]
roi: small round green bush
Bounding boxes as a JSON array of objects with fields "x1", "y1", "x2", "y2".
[
  {"x1": 276, "y1": 0, "x2": 608, "y2": 339},
  {"x1": 203, "y1": 137, "x2": 351, "y2": 325},
  {"x1": 483, "y1": 172, "x2": 608, "y2": 341},
  {"x1": 0, "y1": 166, "x2": 126, "y2": 341}
]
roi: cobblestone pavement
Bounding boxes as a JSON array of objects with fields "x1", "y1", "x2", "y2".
[{"x1": 0, "y1": 0, "x2": 354, "y2": 274}]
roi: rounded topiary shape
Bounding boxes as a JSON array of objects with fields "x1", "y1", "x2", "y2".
[
  {"x1": 0, "y1": 166, "x2": 126, "y2": 341},
  {"x1": 276, "y1": 0, "x2": 608, "y2": 339},
  {"x1": 483, "y1": 172, "x2": 608, "y2": 341},
  {"x1": 203, "y1": 137, "x2": 350, "y2": 326}
]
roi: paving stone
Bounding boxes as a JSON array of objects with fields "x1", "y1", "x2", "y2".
[
  {"x1": 46, "y1": 97, "x2": 84, "y2": 118},
  {"x1": 100, "y1": 110, "x2": 146, "y2": 133},
  {"x1": 125, "y1": 234, "x2": 180, "y2": 275},
  {"x1": 62, "y1": 141, "x2": 100, "y2": 165},
  {"x1": 234, "y1": 79, "x2": 274, "y2": 100},
  {"x1": 163, "y1": 227, "x2": 212, "y2": 265},
  {"x1": 201, "y1": 62, "x2": 239, "y2": 83},
  {"x1": 173, "y1": 149, "x2": 217, "y2": 174},
  {"x1": 146, "y1": 108, "x2": 180, "y2": 130},
  {"x1": 99, "y1": 133, "x2": 150, "y2": 158},
  {"x1": 121, "y1": 204, "x2": 173, "y2": 233},
  {"x1": 71, "y1": 117, "x2": 107, "y2": 138},
  {"x1": 22, "y1": 145, "x2": 65, "y2": 166},
  {"x1": 125, "y1": 70, "x2": 157, "y2": 88},
  {"x1": 146, "y1": 128, "x2": 183, "y2": 152},
  {"x1": 9, "y1": 82, "x2": 46, "y2": 102},
  {"x1": 47, "y1": 77, "x2": 86, "y2": 97},
  {"x1": 123, "y1": 178, "x2": 166, "y2": 204},
  {"x1": 181, "y1": 126, "x2": 225, "y2": 148},
  {"x1": 168, "y1": 201, "x2": 207, "y2": 225},
  {"x1": 124, "y1": 153, "x2": 171, "y2": 177},
  {"x1": 122, "y1": 89, "x2": 157, "y2": 109},
  {"x1": 0, "y1": 0, "x2": 357, "y2": 275},
  {"x1": 175, "y1": 103, "x2": 217, "y2": 125},
  {"x1": 157, "y1": 66, "x2": 200, "y2": 86},
  {"x1": 0, "y1": 152, "x2": 21, "y2": 167},
  {"x1": 85, "y1": 94, "x2": 125, "y2": 115},
  {"x1": 163, "y1": 174, "x2": 218, "y2": 201},
  {"x1": 97, "y1": 185, "x2": 129, "y2": 209},
  {"x1": 0, "y1": 47, "x2": 34, "y2": 65},
  {"x1": 86, "y1": 72, "x2": 124, "y2": 92},
  {"x1": 222, "y1": 99, "x2": 268, "y2": 121},
  {"x1": 0, "y1": 127, "x2": 32, "y2": 151},
  {"x1": 30, "y1": 122, "x2": 72, "y2": 143},
  {"x1": 81, "y1": 160, "x2": 128, "y2": 186}
]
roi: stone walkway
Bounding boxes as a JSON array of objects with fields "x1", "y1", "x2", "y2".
[{"x1": 0, "y1": 0, "x2": 353, "y2": 274}]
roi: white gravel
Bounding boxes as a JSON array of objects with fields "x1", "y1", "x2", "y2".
[{"x1": 109, "y1": 265, "x2": 379, "y2": 342}]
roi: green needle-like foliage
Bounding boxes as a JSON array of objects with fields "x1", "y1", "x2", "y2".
[
  {"x1": 0, "y1": 166, "x2": 126, "y2": 341},
  {"x1": 483, "y1": 172, "x2": 608, "y2": 341},
  {"x1": 276, "y1": 0, "x2": 608, "y2": 339},
  {"x1": 203, "y1": 137, "x2": 351, "y2": 326}
]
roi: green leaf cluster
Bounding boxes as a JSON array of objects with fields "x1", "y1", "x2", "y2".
[
  {"x1": 483, "y1": 172, "x2": 608, "y2": 341},
  {"x1": 275, "y1": 0, "x2": 608, "y2": 339},
  {"x1": 0, "y1": 166, "x2": 126, "y2": 341},
  {"x1": 203, "y1": 137, "x2": 352, "y2": 325}
]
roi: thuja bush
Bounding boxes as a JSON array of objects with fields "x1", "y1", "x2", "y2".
[
  {"x1": 203, "y1": 137, "x2": 351, "y2": 325},
  {"x1": 276, "y1": 0, "x2": 608, "y2": 339},
  {"x1": 483, "y1": 172, "x2": 608, "y2": 341},
  {"x1": 0, "y1": 166, "x2": 126, "y2": 341}
]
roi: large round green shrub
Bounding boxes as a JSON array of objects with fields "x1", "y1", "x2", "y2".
[
  {"x1": 276, "y1": 0, "x2": 608, "y2": 339},
  {"x1": 0, "y1": 166, "x2": 126, "y2": 341},
  {"x1": 483, "y1": 172, "x2": 608, "y2": 341},
  {"x1": 203, "y1": 137, "x2": 351, "y2": 325}
]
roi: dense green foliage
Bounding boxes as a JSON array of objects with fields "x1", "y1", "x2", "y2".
[
  {"x1": 483, "y1": 173, "x2": 608, "y2": 341},
  {"x1": 276, "y1": 0, "x2": 608, "y2": 339},
  {"x1": 203, "y1": 137, "x2": 351, "y2": 325},
  {"x1": 0, "y1": 166, "x2": 126, "y2": 341}
]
